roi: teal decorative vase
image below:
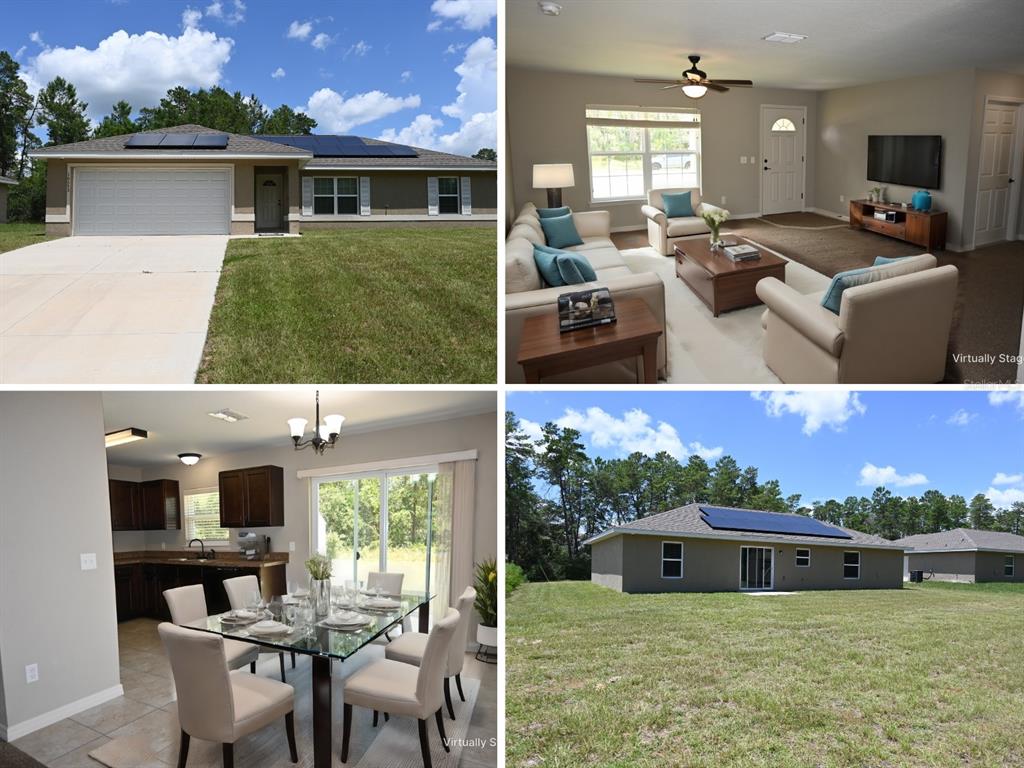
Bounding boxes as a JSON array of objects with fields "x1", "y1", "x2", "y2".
[{"x1": 911, "y1": 190, "x2": 932, "y2": 211}]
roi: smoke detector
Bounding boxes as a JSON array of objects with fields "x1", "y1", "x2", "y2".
[
  {"x1": 207, "y1": 408, "x2": 249, "y2": 423},
  {"x1": 762, "y1": 32, "x2": 807, "y2": 44},
  {"x1": 538, "y1": 1, "x2": 562, "y2": 16}
]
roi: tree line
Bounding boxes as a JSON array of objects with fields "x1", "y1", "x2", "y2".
[{"x1": 506, "y1": 412, "x2": 1024, "y2": 581}]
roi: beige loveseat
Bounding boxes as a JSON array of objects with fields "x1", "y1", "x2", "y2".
[
  {"x1": 641, "y1": 187, "x2": 725, "y2": 256},
  {"x1": 505, "y1": 203, "x2": 666, "y2": 383},
  {"x1": 756, "y1": 254, "x2": 958, "y2": 383}
]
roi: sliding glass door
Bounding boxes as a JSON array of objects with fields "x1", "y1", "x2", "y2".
[{"x1": 740, "y1": 546, "x2": 773, "y2": 590}]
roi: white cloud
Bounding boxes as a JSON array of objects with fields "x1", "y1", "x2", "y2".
[
  {"x1": 400, "y1": 70, "x2": 412, "y2": 83},
  {"x1": 426, "y1": 20, "x2": 443, "y2": 32},
  {"x1": 986, "y1": 487, "x2": 1024, "y2": 507},
  {"x1": 946, "y1": 409, "x2": 977, "y2": 427},
  {"x1": 271, "y1": 67, "x2": 286, "y2": 79},
  {"x1": 20, "y1": 28, "x2": 233, "y2": 121},
  {"x1": 14, "y1": 46, "x2": 26, "y2": 59},
  {"x1": 379, "y1": 110, "x2": 496, "y2": 155},
  {"x1": 518, "y1": 418, "x2": 544, "y2": 444},
  {"x1": 752, "y1": 391, "x2": 867, "y2": 435},
  {"x1": 182, "y1": 7, "x2": 203, "y2": 29},
  {"x1": 302, "y1": 88, "x2": 421, "y2": 133},
  {"x1": 205, "y1": 0, "x2": 245, "y2": 24},
  {"x1": 345, "y1": 40, "x2": 371, "y2": 58},
  {"x1": 311, "y1": 33, "x2": 333, "y2": 51},
  {"x1": 444, "y1": 42, "x2": 468, "y2": 56},
  {"x1": 993, "y1": 472, "x2": 1024, "y2": 486},
  {"x1": 287, "y1": 20, "x2": 313, "y2": 40},
  {"x1": 689, "y1": 442, "x2": 724, "y2": 461},
  {"x1": 988, "y1": 390, "x2": 1024, "y2": 415},
  {"x1": 858, "y1": 463, "x2": 929, "y2": 488},
  {"x1": 441, "y1": 36, "x2": 495, "y2": 120},
  {"x1": 29, "y1": 31, "x2": 44, "y2": 46},
  {"x1": 429, "y1": 0, "x2": 496, "y2": 30}
]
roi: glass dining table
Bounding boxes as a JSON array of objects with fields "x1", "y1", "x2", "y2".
[{"x1": 183, "y1": 591, "x2": 433, "y2": 768}]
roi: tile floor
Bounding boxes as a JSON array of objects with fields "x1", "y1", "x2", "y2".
[{"x1": 12, "y1": 618, "x2": 497, "y2": 767}]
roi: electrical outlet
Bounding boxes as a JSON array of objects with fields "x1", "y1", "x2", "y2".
[
  {"x1": 80, "y1": 553, "x2": 97, "y2": 571},
  {"x1": 839, "y1": 195, "x2": 845, "y2": 203},
  {"x1": 721, "y1": 196, "x2": 727, "y2": 205},
  {"x1": 740, "y1": 156, "x2": 747, "y2": 164},
  {"x1": 25, "y1": 664, "x2": 38, "y2": 684},
  {"x1": 749, "y1": 156, "x2": 756, "y2": 164},
  {"x1": 289, "y1": 541, "x2": 296, "y2": 552},
  {"x1": 161, "y1": 542, "x2": 166, "y2": 550}
]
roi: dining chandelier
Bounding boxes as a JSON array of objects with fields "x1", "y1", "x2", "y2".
[{"x1": 287, "y1": 390, "x2": 345, "y2": 454}]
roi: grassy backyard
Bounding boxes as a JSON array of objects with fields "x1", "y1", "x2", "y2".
[
  {"x1": 506, "y1": 581, "x2": 1024, "y2": 768},
  {"x1": 0, "y1": 222, "x2": 52, "y2": 253},
  {"x1": 196, "y1": 227, "x2": 496, "y2": 383}
]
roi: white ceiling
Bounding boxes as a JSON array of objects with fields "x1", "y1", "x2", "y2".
[
  {"x1": 102, "y1": 390, "x2": 496, "y2": 467},
  {"x1": 508, "y1": 0, "x2": 1024, "y2": 89}
]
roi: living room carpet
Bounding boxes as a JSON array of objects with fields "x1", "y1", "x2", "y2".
[{"x1": 753, "y1": 212, "x2": 847, "y2": 229}]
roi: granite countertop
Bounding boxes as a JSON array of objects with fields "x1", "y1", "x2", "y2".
[{"x1": 114, "y1": 550, "x2": 289, "y2": 568}]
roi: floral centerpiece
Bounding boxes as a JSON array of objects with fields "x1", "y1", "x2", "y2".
[
  {"x1": 702, "y1": 206, "x2": 731, "y2": 247},
  {"x1": 305, "y1": 554, "x2": 332, "y2": 617}
]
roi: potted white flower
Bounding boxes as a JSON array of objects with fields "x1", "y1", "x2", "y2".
[{"x1": 702, "y1": 207, "x2": 731, "y2": 248}]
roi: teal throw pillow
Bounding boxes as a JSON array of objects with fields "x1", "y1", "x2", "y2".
[
  {"x1": 662, "y1": 191, "x2": 694, "y2": 218},
  {"x1": 873, "y1": 256, "x2": 908, "y2": 266},
  {"x1": 538, "y1": 206, "x2": 571, "y2": 219},
  {"x1": 533, "y1": 244, "x2": 597, "y2": 286},
  {"x1": 532, "y1": 245, "x2": 565, "y2": 286},
  {"x1": 820, "y1": 267, "x2": 873, "y2": 315},
  {"x1": 539, "y1": 213, "x2": 584, "y2": 248}
]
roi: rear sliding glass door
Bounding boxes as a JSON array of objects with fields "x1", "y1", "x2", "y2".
[{"x1": 740, "y1": 546, "x2": 773, "y2": 590}]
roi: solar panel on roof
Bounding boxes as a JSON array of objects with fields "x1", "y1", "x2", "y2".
[
  {"x1": 125, "y1": 133, "x2": 167, "y2": 148},
  {"x1": 700, "y1": 505, "x2": 852, "y2": 539},
  {"x1": 158, "y1": 133, "x2": 198, "y2": 148},
  {"x1": 192, "y1": 134, "x2": 229, "y2": 148}
]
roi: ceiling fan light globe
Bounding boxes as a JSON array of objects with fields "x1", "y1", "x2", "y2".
[{"x1": 682, "y1": 84, "x2": 708, "y2": 99}]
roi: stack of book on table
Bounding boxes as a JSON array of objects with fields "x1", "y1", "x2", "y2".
[{"x1": 722, "y1": 243, "x2": 761, "y2": 262}]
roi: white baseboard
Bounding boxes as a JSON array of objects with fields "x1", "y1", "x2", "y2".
[
  {"x1": 806, "y1": 207, "x2": 849, "y2": 221},
  {"x1": 1, "y1": 684, "x2": 124, "y2": 741}
]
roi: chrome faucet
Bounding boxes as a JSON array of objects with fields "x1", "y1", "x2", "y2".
[{"x1": 188, "y1": 538, "x2": 207, "y2": 559}]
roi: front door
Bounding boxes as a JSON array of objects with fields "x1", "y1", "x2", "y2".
[
  {"x1": 255, "y1": 174, "x2": 283, "y2": 231},
  {"x1": 761, "y1": 106, "x2": 805, "y2": 215},
  {"x1": 740, "y1": 546, "x2": 773, "y2": 590},
  {"x1": 975, "y1": 101, "x2": 1019, "y2": 246}
]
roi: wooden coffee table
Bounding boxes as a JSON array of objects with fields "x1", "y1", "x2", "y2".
[
  {"x1": 674, "y1": 236, "x2": 786, "y2": 316},
  {"x1": 516, "y1": 297, "x2": 662, "y2": 384}
]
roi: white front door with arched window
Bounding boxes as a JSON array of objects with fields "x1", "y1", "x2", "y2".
[{"x1": 760, "y1": 105, "x2": 806, "y2": 215}]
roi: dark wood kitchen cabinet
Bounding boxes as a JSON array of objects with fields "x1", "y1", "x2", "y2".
[
  {"x1": 109, "y1": 479, "x2": 140, "y2": 530},
  {"x1": 114, "y1": 565, "x2": 138, "y2": 621},
  {"x1": 107, "y1": 478, "x2": 180, "y2": 531},
  {"x1": 219, "y1": 465, "x2": 284, "y2": 527}
]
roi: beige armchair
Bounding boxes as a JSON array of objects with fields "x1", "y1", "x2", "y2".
[
  {"x1": 642, "y1": 187, "x2": 724, "y2": 255},
  {"x1": 756, "y1": 254, "x2": 958, "y2": 383},
  {"x1": 385, "y1": 587, "x2": 476, "y2": 720},
  {"x1": 159, "y1": 622, "x2": 297, "y2": 768},
  {"x1": 342, "y1": 608, "x2": 460, "y2": 768},
  {"x1": 164, "y1": 584, "x2": 261, "y2": 674}
]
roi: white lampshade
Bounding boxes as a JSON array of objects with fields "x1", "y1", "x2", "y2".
[
  {"x1": 318, "y1": 424, "x2": 332, "y2": 441},
  {"x1": 681, "y1": 84, "x2": 708, "y2": 99},
  {"x1": 323, "y1": 413, "x2": 345, "y2": 435},
  {"x1": 287, "y1": 417, "x2": 307, "y2": 438},
  {"x1": 533, "y1": 163, "x2": 575, "y2": 189}
]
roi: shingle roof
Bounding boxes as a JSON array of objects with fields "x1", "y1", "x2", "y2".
[
  {"x1": 894, "y1": 528, "x2": 1024, "y2": 553},
  {"x1": 585, "y1": 503, "x2": 902, "y2": 549},
  {"x1": 30, "y1": 124, "x2": 311, "y2": 157},
  {"x1": 298, "y1": 137, "x2": 496, "y2": 169}
]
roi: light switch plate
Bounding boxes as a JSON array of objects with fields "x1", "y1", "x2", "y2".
[
  {"x1": 750, "y1": 156, "x2": 756, "y2": 164},
  {"x1": 80, "y1": 553, "x2": 97, "y2": 571},
  {"x1": 740, "y1": 156, "x2": 747, "y2": 164},
  {"x1": 721, "y1": 196, "x2": 727, "y2": 205},
  {"x1": 289, "y1": 541, "x2": 296, "y2": 552},
  {"x1": 840, "y1": 195, "x2": 845, "y2": 203},
  {"x1": 25, "y1": 664, "x2": 38, "y2": 684}
]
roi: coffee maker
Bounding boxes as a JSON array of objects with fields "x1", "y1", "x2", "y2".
[{"x1": 237, "y1": 531, "x2": 271, "y2": 560}]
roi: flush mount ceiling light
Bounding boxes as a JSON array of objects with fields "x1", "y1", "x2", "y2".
[
  {"x1": 762, "y1": 32, "x2": 807, "y2": 43},
  {"x1": 105, "y1": 427, "x2": 148, "y2": 448},
  {"x1": 178, "y1": 453, "x2": 202, "y2": 466},
  {"x1": 538, "y1": 0, "x2": 562, "y2": 16},
  {"x1": 207, "y1": 408, "x2": 249, "y2": 423},
  {"x1": 288, "y1": 390, "x2": 345, "y2": 455}
]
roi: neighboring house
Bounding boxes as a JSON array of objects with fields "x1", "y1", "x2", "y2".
[
  {"x1": 894, "y1": 528, "x2": 1024, "y2": 583},
  {"x1": 28, "y1": 124, "x2": 497, "y2": 236},
  {"x1": 0, "y1": 175, "x2": 16, "y2": 223},
  {"x1": 585, "y1": 504, "x2": 905, "y2": 592}
]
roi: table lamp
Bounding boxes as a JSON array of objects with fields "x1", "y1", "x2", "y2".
[{"x1": 533, "y1": 163, "x2": 575, "y2": 207}]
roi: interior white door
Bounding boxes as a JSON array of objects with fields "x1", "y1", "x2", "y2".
[
  {"x1": 255, "y1": 174, "x2": 283, "y2": 230},
  {"x1": 761, "y1": 106, "x2": 805, "y2": 215},
  {"x1": 74, "y1": 168, "x2": 230, "y2": 235},
  {"x1": 975, "y1": 101, "x2": 1018, "y2": 246}
]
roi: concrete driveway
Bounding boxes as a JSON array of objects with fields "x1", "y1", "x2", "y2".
[{"x1": 0, "y1": 236, "x2": 228, "y2": 383}]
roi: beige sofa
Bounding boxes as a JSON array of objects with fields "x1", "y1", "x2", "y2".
[
  {"x1": 641, "y1": 187, "x2": 724, "y2": 256},
  {"x1": 505, "y1": 203, "x2": 666, "y2": 383},
  {"x1": 756, "y1": 254, "x2": 958, "y2": 383}
]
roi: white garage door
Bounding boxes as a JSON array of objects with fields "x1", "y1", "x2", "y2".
[{"x1": 74, "y1": 168, "x2": 230, "y2": 235}]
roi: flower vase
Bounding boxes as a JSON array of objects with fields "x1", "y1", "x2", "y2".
[
  {"x1": 709, "y1": 224, "x2": 721, "y2": 248},
  {"x1": 310, "y1": 578, "x2": 331, "y2": 617}
]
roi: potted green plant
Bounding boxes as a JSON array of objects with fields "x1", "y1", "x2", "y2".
[
  {"x1": 305, "y1": 554, "x2": 332, "y2": 617},
  {"x1": 474, "y1": 558, "x2": 498, "y2": 658}
]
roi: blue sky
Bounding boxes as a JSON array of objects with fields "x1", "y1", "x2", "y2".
[
  {"x1": 507, "y1": 390, "x2": 1024, "y2": 508},
  {"x1": 3, "y1": 0, "x2": 496, "y2": 154}
]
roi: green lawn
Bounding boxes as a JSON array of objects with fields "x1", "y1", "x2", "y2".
[
  {"x1": 0, "y1": 222, "x2": 53, "y2": 253},
  {"x1": 506, "y1": 581, "x2": 1024, "y2": 768},
  {"x1": 196, "y1": 227, "x2": 496, "y2": 383}
]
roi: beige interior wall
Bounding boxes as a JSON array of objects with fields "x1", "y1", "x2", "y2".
[
  {"x1": 506, "y1": 66, "x2": 818, "y2": 230},
  {"x1": 815, "y1": 68, "x2": 976, "y2": 248},
  {"x1": 0, "y1": 393, "x2": 121, "y2": 732},
  {"x1": 504, "y1": 103, "x2": 516, "y2": 229}
]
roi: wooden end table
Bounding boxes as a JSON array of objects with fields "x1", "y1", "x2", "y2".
[
  {"x1": 517, "y1": 297, "x2": 663, "y2": 384},
  {"x1": 674, "y1": 236, "x2": 786, "y2": 316}
]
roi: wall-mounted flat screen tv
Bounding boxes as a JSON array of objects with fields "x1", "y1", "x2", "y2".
[{"x1": 867, "y1": 135, "x2": 941, "y2": 189}]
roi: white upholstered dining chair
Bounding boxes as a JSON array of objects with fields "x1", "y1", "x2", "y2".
[
  {"x1": 159, "y1": 622, "x2": 298, "y2": 768},
  {"x1": 385, "y1": 586, "x2": 476, "y2": 719},
  {"x1": 222, "y1": 574, "x2": 294, "y2": 681},
  {"x1": 341, "y1": 608, "x2": 460, "y2": 768},
  {"x1": 163, "y1": 584, "x2": 260, "y2": 673},
  {"x1": 366, "y1": 571, "x2": 411, "y2": 641}
]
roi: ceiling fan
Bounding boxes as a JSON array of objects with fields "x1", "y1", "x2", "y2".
[{"x1": 635, "y1": 55, "x2": 754, "y2": 99}]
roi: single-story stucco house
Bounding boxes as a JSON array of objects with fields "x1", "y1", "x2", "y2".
[
  {"x1": 27, "y1": 124, "x2": 496, "y2": 236},
  {"x1": 585, "y1": 504, "x2": 905, "y2": 592},
  {"x1": 0, "y1": 175, "x2": 16, "y2": 223},
  {"x1": 894, "y1": 528, "x2": 1024, "y2": 583}
]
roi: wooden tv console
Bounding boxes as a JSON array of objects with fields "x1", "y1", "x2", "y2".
[{"x1": 849, "y1": 199, "x2": 947, "y2": 250}]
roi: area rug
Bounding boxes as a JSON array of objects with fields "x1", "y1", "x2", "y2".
[
  {"x1": 753, "y1": 212, "x2": 847, "y2": 230},
  {"x1": 0, "y1": 741, "x2": 49, "y2": 768},
  {"x1": 88, "y1": 735, "x2": 165, "y2": 768},
  {"x1": 352, "y1": 676, "x2": 480, "y2": 768}
]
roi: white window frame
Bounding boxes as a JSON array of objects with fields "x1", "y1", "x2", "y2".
[
  {"x1": 843, "y1": 551, "x2": 861, "y2": 580},
  {"x1": 739, "y1": 546, "x2": 774, "y2": 590},
  {"x1": 312, "y1": 176, "x2": 358, "y2": 215},
  {"x1": 183, "y1": 486, "x2": 229, "y2": 545},
  {"x1": 795, "y1": 548, "x2": 811, "y2": 567},
  {"x1": 1005, "y1": 555, "x2": 1015, "y2": 577},
  {"x1": 584, "y1": 105, "x2": 702, "y2": 204},
  {"x1": 661, "y1": 541, "x2": 684, "y2": 579},
  {"x1": 437, "y1": 176, "x2": 461, "y2": 214}
]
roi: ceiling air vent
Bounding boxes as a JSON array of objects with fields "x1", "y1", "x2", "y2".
[
  {"x1": 207, "y1": 408, "x2": 249, "y2": 423},
  {"x1": 762, "y1": 32, "x2": 807, "y2": 44}
]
